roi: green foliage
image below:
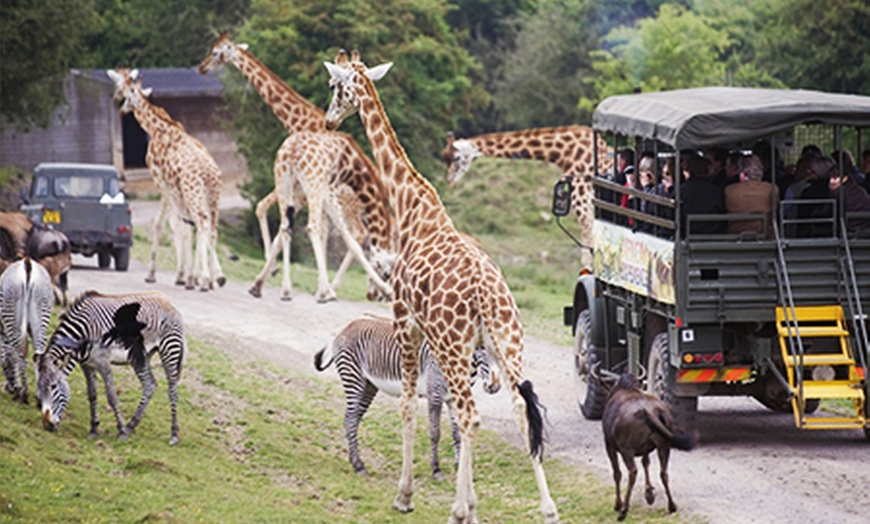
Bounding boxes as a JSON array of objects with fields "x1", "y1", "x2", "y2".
[
  {"x1": 490, "y1": 0, "x2": 599, "y2": 128},
  {"x1": 754, "y1": 0, "x2": 870, "y2": 94},
  {"x1": 0, "y1": 0, "x2": 97, "y2": 131},
  {"x1": 229, "y1": 0, "x2": 486, "y2": 185},
  {"x1": 0, "y1": 332, "x2": 686, "y2": 523},
  {"x1": 579, "y1": 4, "x2": 732, "y2": 110},
  {"x1": 84, "y1": 0, "x2": 250, "y2": 68}
]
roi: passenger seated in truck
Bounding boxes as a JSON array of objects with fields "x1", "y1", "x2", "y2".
[
  {"x1": 828, "y1": 158, "x2": 870, "y2": 234},
  {"x1": 635, "y1": 155, "x2": 658, "y2": 234},
  {"x1": 679, "y1": 153, "x2": 725, "y2": 237},
  {"x1": 797, "y1": 156, "x2": 837, "y2": 238},
  {"x1": 725, "y1": 155, "x2": 779, "y2": 239}
]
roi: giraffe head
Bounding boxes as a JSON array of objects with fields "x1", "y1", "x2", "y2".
[
  {"x1": 198, "y1": 31, "x2": 249, "y2": 74},
  {"x1": 441, "y1": 133, "x2": 483, "y2": 187},
  {"x1": 107, "y1": 67, "x2": 136, "y2": 102},
  {"x1": 323, "y1": 50, "x2": 393, "y2": 131}
]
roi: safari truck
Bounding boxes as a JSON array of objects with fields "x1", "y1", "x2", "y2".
[
  {"x1": 21, "y1": 163, "x2": 132, "y2": 271},
  {"x1": 554, "y1": 87, "x2": 870, "y2": 439}
]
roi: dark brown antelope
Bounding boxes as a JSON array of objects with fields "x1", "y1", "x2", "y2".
[{"x1": 602, "y1": 373, "x2": 696, "y2": 521}]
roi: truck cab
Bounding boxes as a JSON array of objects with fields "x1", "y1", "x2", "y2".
[
  {"x1": 21, "y1": 162, "x2": 133, "y2": 271},
  {"x1": 555, "y1": 87, "x2": 870, "y2": 439}
]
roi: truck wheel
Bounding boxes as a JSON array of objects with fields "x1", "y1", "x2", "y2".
[
  {"x1": 98, "y1": 251, "x2": 111, "y2": 269},
  {"x1": 647, "y1": 332, "x2": 697, "y2": 432},
  {"x1": 575, "y1": 309, "x2": 608, "y2": 420},
  {"x1": 753, "y1": 370, "x2": 820, "y2": 414},
  {"x1": 113, "y1": 247, "x2": 130, "y2": 271}
]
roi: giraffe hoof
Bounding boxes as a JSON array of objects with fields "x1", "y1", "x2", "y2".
[
  {"x1": 174, "y1": 278, "x2": 186, "y2": 286},
  {"x1": 280, "y1": 294, "x2": 293, "y2": 302},
  {"x1": 248, "y1": 286, "x2": 262, "y2": 298},
  {"x1": 217, "y1": 277, "x2": 226, "y2": 287},
  {"x1": 145, "y1": 276, "x2": 157, "y2": 284}
]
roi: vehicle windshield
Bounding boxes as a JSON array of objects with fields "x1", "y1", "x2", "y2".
[{"x1": 53, "y1": 175, "x2": 105, "y2": 198}]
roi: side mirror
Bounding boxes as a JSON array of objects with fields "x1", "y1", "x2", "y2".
[
  {"x1": 552, "y1": 179, "x2": 572, "y2": 217},
  {"x1": 19, "y1": 187, "x2": 29, "y2": 205}
]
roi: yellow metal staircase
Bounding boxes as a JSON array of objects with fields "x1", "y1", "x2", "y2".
[{"x1": 776, "y1": 305, "x2": 866, "y2": 430}]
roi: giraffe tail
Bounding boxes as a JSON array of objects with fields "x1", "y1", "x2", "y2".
[{"x1": 518, "y1": 380, "x2": 546, "y2": 460}]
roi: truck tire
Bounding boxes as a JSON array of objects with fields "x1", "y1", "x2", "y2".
[
  {"x1": 575, "y1": 309, "x2": 608, "y2": 420},
  {"x1": 113, "y1": 247, "x2": 130, "y2": 271},
  {"x1": 98, "y1": 251, "x2": 111, "y2": 269},
  {"x1": 647, "y1": 332, "x2": 697, "y2": 432}
]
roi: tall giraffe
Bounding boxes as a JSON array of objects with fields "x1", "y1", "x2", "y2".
[
  {"x1": 107, "y1": 69, "x2": 224, "y2": 292},
  {"x1": 324, "y1": 51, "x2": 559, "y2": 524},
  {"x1": 198, "y1": 33, "x2": 394, "y2": 302},
  {"x1": 442, "y1": 127, "x2": 613, "y2": 267}
]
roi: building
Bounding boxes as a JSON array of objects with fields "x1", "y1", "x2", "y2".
[{"x1": 0, "y1": 68, "x2": 249, "y2": 195}]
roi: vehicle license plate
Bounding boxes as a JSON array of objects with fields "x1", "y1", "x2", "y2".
[{"x1": 43, "y1": 209, "x2": 61, "y2": 224}]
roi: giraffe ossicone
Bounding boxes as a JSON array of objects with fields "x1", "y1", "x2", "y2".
[
  {"x1": 323, "y1": 51, "x2": 560, "y2": 524},
  {"x1": 107, "y1": 68, "x2": 225, "y2": 292},
  {"x1": 198, "y1": 34, "x2": 395, "y2": 302}
]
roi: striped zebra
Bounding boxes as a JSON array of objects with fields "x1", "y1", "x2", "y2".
[
  {"x1": 314, "y1": 314, "x2": 500, "y2": 478},
  {"x1": 0, "y1": 258, "x2": 53, "y2": 404},
  {"x1": 35, "y1": 290, "x2": 186, "y2": 445}
]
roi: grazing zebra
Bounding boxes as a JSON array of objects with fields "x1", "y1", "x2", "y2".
[
  {"x1": 35, "y1": 290, "x2": 186, "y2": 445},
  {"x1": 314, "y1": 314, "x2": 501, "y2": 478},
  {"x1": 0, "y1": 258, "x2": 53, "y2": 404}
]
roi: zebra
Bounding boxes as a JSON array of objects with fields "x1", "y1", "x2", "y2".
[
  {"x1": 314, "y1": 314, "x2": 501, "y2": 478},
  {"x1": 0, "y1": 257, "x2": 53, "y2": 404},
  {"x1": 34, "y1": 290, "x2": 186, "y2": 445}
]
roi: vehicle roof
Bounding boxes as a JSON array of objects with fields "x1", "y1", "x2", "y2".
[
  {"x1": 35, "y1": 162, "x2": 119, "y2": 174},
  {"x1": 592, "y1": 87, "x2": 870, "y2": 149}
]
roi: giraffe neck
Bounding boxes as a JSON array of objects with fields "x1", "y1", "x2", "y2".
[
  {"x1": 356, "y1": 75, "x2": 451, "y2": 247},
  {"x1": 469, "y1": 126, "x2": 611, "y2": 174},
  {"x1": 233, "y1": 48, "x2": 325, "y2": 133},
  {"x1": 132, "y1": 96, "x2": 179, "y2": 138}
]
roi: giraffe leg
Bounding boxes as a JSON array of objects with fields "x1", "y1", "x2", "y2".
[
  {"x1": 194, "y1": 219, "x2": 213, "y2": 291},
  {"x1": 330, "y1": 250, "x2": 355, "y2": 291},
  {"x1": 279, "y1": 217, "x2": 293, "y2": 301},
  {"x1": 249, "y1": 229, "x2": 286, "y2": 298},
  {"x1": 392, "y1": 323, "x2": 423, "y2": 514},
  {"x1": 307, "y1": 202, "x2": 337, "y2": 303},
  {"x1": 146, "y1": 198, "x2": 170, "y2": 284},
  {"x1": 507, "y1": 373, "x2": 559, "y2": 524},
  {"x1": 324, "y1": 194, "x2": 393, "y2": 300},
  {"x1": 208, "y1": 206, "x2": 225, "y2": 288},
  {"x1": 255, "y1": 190, "x2": 277, "y2": 263}
]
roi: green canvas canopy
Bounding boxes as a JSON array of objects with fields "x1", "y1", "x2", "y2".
[{"x1": 592, "y1": 87, "x2": 870, "y2": 149}]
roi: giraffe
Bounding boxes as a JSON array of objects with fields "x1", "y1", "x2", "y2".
[
  {"x1": 107, "y1": 68, "x2": 224, "y2": 292},
  {"x1": 442, "y1": 127, "x2": 613, "y2": 267},
  {"x1": 324, "y1": 50, "x2": 559, "y2": 524},
  {"x1": 198, "y1": 32, "x2": 394, "y2": 302}
]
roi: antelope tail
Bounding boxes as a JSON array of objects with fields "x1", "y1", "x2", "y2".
[{"x1": 645, "y1": 412, "x2": 696, "y2": 451}]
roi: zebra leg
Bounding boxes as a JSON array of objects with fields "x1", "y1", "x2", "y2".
[
  {"x1": 161, "y1": 352, "x2": 182, "y2": 446},
  {"x1": 426, "y1": 375, "x2": 447, "y2": 480},
  {"x1": 126, "y1": 358, "x2": 158, "y2": 435},
  {"x1": 1, "y1": 337, "x2": 25, "y2": 403},
  {"x1": 95, "y1": 363, "x2": 129, "y2": 439},
  {"x1": 82, "y1": 366, "x2": 101, "y2": 438},
  {"x1": 345, "y1": 381, "x2": 378, "y2": 473}
]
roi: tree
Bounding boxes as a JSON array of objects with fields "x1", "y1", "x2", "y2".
[
  {"x1": 490, "y1": 0, "x2": 599, "y2": 128},
  {"x1": 227, "y1": 0, "x2": 486, "y2": 206},
  {"x1": 755, "y1": 0, "x2": 870, "y2": 95},
  {"x1": 579, "y1": 4, "x2": 734, "y2": 111},
  {"x1": 0, "y1": 0, "x2": 97, "y2": 131}
]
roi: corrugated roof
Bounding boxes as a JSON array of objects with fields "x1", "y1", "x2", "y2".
[{"x1": 78, "y1": 67, "x2": 223, "y2": 97}]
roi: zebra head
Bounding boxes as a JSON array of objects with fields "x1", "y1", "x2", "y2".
[
  {"x1": 35, "y1": 335, "x2": 81, "y2": 431},
  {"x1": 471, "y1": 347, "x2": 501, "y2": 395}
]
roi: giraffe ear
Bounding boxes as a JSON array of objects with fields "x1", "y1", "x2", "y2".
[
  {"x1": 366, "y1": 62, "x2": 393, "y2": 81},
  {"x1": 323, "y1": 62, "x2": 350, "y2": 82},
  {"x1": 130, "y1": 69, "x2": 140, "y2": 80},
  {"x1": 141, "y1": 87, "x2": 153, "y2": 97},
  {"x1": 238, "y1": 43, "x2": 249, "y2": 51},
  {"x1": 106, "y1": 69, "x2": 121, "y2": 83}
]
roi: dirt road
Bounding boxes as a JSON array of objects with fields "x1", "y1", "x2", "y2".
[{"x1": 65, "y1": 197, "x2": 870, "y2": 524}]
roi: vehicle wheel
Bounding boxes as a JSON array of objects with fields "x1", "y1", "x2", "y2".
[
  {"x1": 753, "y1": 371, "x2": 820, "y2": 414},
  {"x1": 113, "y1": 247, "x2": 130, "y2": 271},
  {"x1": 574, "y1": 309, "x2": 608, "y2": 420},
  {"x1": 98, "y1": 251, "x2": 111, "y2": 269},
  {"x1": 647, "y1": 332, "x2": 697, "y2": 432}
]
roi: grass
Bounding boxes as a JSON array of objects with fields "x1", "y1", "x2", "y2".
[
  {"x1": 0, "y1": 337, "x2": 692, "y2": 523},
  {"x1": 0, "y1": 159, "x2": 704, "y2": 522}
]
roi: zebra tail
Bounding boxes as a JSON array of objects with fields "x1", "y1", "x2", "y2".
[
  {"x1": 19, "y1": 258, "x2": 33, "y2": 351},
  {"x1": 314, "y1": 341, "x2": 335, "y2": 371},
  {"x1": 518, "y1": 380, "x2": 546, "y2": 460}
]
